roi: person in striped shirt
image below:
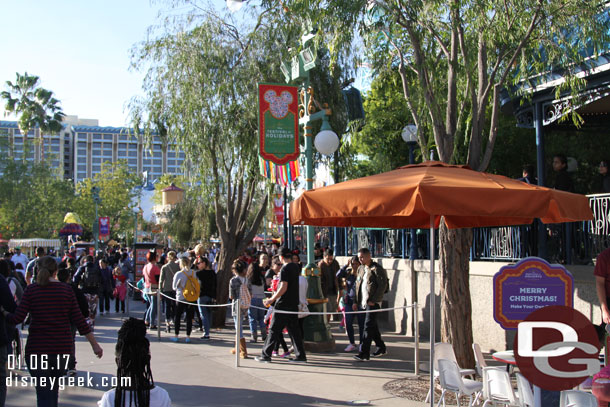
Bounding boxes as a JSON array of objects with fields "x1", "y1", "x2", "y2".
[{"x1": 3, "y1": 256, "x2": 103, "y2": 407}]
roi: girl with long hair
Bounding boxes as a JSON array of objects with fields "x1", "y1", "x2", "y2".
[
  {"x1": 97, "y1": 318, "x2": 171, "y2": 407},
  {"x1": 246, "y1": 253, "x2": 269, "y2": 343}
]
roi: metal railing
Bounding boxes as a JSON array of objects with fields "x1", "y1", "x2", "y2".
[{"x1": 284, "y1": 193, "x2": 610, "y2": 264}]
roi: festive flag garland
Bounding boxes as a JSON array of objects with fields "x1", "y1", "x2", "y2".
[{"x1": 259, "y1": 156, "x2": 300, "y2": 186}]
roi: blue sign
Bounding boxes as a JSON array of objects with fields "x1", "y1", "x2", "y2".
[{"x1": 493, "y1": 257, "x2": 573, "y2": 330}]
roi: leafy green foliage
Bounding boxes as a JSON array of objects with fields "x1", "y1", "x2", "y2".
[
  {"x1": 72, "y1": 161, "x2": 141, "y2": 240},
  {"x1": 0, "y1": 159, "x2": 74, "y2": 238},
  {"x1": 1, "y1": 72, "x2": 65, "y2": 138}
]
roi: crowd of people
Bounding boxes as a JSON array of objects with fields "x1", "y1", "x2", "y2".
[{"x1": 0, "y1": 241, "x2": 391, "y2": 406}]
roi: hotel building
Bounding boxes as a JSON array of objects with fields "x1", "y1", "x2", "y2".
[{"x1": 0, "y1": 115, "x2": 187, "y2": 183}]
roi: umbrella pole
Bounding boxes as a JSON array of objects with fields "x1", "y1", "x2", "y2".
[{"x1": 429, "y1": 215, "x2": 435, "y2": 407}]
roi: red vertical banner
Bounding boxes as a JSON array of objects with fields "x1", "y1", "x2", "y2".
[
  {"x1": 258, "y1": 83, "x2": 300, "y2": 165},
  {"x1": 98, "y1": 217, "x2": 110, "y2": 240},
  {"x1": 273, "y1": 194, "x2": 284, "y2": 224}
]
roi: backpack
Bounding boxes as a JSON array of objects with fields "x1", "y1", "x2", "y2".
[
  {"x1": 31, "y1": 259, "x2": 40, "y2": 281},
  {"x1": 238, "y1": 277, "x2": 251, "y2": 309},
  {"x1": 8, "y1": 276, "x2": 23, "y2": 302},
  {"x1": 373, "y1": 263, "x2": 390, "y2": 294},
  {"x1": 182, "y1": 271, "x2": 200, "y2": 302},
  {"x1": 82, "y1": 265, "x2": 101, "y2": 290}
]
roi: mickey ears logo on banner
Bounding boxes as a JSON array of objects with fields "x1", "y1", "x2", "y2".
[
  {"x1": 100, "y1": 218, "x2": 108, "y2": 226},
  {"x1": 264, "y1": 90, "x2": 293, "y2": 119},
  {"x1": 514, "y1": 305, "x2": 600, "y2": 391}
]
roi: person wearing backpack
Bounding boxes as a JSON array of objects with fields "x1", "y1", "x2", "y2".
[
  {"x1": 25, "y1": 247, "x2": 45, "y2": 285},
  {"x1": 229, "y1": 259, "x2": 251, "y2": 358},
  {"x1": 195, "y1": 256, "x2": 216, "y2": 340},
  {"x1": 353, "y1": 247, "x2": 388, "y2": 362},
  {"x1": 73, "y1": 255, "x2": 102, "y2": 330},
  {"x1": 171, "y1": 256, "x2": 198, "y2": 343}
]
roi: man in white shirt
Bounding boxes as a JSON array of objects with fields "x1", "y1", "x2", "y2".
[{"x1": 11, "y1": 248, "x2": 28, "y2": 278}]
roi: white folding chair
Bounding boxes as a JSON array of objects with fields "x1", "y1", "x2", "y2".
[
  {"x1": 559, "y1": 389, "x2": 597, "y2": 407},
  {"x1": 437, "y1": 359, "x2": 483, "y2": 407},
  {"x1": 481, "y1": 367, "x2": 519, "y2": 407},
  {"x1": 426, "y1": 342, "x2": 478, "y2": 402},
  {"x1": 515, "y1": 373, "x2": 534, "y2": 407},
  {"x1": 473, "y1": 343, "x2": 488, "y2": 377}
]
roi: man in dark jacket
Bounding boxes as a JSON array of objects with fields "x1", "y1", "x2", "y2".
[
  {"x1": 354, "y1": 247, "x2": 388, "y2": 361},
  {"x1": 0, "y1": 274, "x2": 17, "y2": 405},
  {"x1": 73, "y1": 255, "x2": 101, "y2": 329}
]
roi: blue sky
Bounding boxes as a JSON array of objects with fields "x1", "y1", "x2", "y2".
[
  {"x1": 0, "y1": 0, "x2": 230, "y2": 127},
  {"x1": 0, "y1": 1, "x2": 369, "y2": 128}
]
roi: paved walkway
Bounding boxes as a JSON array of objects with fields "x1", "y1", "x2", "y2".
[{"x1": 7, "y1": 299, "x2": 433, "y2": 406}]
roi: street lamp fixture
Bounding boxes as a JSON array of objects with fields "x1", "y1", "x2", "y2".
[
  {"x1": 226, "y1": 0, "x2": 244, "y2": 12},
  {"x1": 314, "y1": 116, "x2": 339, "y2": 156},
  {"x1": 91, "y1": 186, "x2": 101, "y2": 252},
  {"x1": 401, "y1": 124, "x2": 418, "y2": 145},
  {"x1": 402, "y1": 124, "x2": 419, "y2": 260},
  {"x1": 280, "y1": 62, "x2": 291, "y2": 83}
]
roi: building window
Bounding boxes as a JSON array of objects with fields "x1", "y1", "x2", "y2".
[
  {"x1": 128, "y1": 158, "x2": 137, "y2": 165},
  {"x1": 128, "y1": 150, "x2": 137, "y2": 157},
  {"x1": 104, "y1": 134, "x2": 113, "y2": 140}
]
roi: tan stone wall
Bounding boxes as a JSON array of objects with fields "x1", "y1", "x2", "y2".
[{"x1": 336, "y1": 256, "x2": 599, "y2": 353}]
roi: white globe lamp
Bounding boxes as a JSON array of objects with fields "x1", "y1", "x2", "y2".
[
  {"x1": 401, "y1": 124, "x2": 418, "y2": 145},
  {"x1": 314, "y1": 118, "x2": 340, "y2": 155},
  {"x1": 226, "y1": 0, "x2": 244, "y2": 12}
]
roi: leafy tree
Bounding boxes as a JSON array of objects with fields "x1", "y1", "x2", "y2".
[
  {"x1": 0, "y1": 160, "x2": 74, "y2": 238},
  {"x1": 130, "y1": 4, "x2": 289, "y2": 325},
  {"x1": 72, "y1": 161, "x2": 141, "y2": 242},
  {"x1": 1, "y1": 72, "x2": 65, "y2": 146},
  {"x1": 263, "y1": 0, "x2": 609, "y2": 367},
  {"x1": 163, "y1": 183, "x2": 219, "y2": 247}
]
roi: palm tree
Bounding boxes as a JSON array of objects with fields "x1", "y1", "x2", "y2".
[{"x1": 1, "y1": 72, "x2": 65, "y2": 159}]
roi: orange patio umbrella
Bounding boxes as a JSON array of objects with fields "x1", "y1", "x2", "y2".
[
  {"x1": 290, "y1": 161, "x2": 592, "y2": 229},
  {"x1": 289, "y1": 161, "x2": 593, "y2": 406}
]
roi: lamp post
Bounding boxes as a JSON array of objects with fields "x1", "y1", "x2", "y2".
[
  {"x1": 283, "y1": 31, "x2": 339, "y2": 352},
  {"x1": 91, "y1": 186, "x2": 101, "y2": 252},
  {"x1": 133, "y1": 207, "x2": 139, "y2": 247},
  {"x1": 402, "y1": 125, "x2": 419, "y2": 260}
]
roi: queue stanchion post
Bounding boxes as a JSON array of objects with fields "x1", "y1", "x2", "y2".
[
  {"x1": 414, "y1": 302, "x2": 419, "y2": 376},
  {"x1": 235, "y1": 299, "x2": 240, "y2": 368},
  {"x1": 126, "y1": 284, "x2": 130, "y2": 316},
  {"x1": 157, "y1": 289, "x2": 162, "y2": 341}
]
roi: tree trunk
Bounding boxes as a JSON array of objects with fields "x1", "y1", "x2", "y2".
[
  {"x1": 439, "y1": 222, "x2": 475, "y2": 369},
  {"x1": 212, "y1": 243, "x2": 238, "y2": 327}
]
